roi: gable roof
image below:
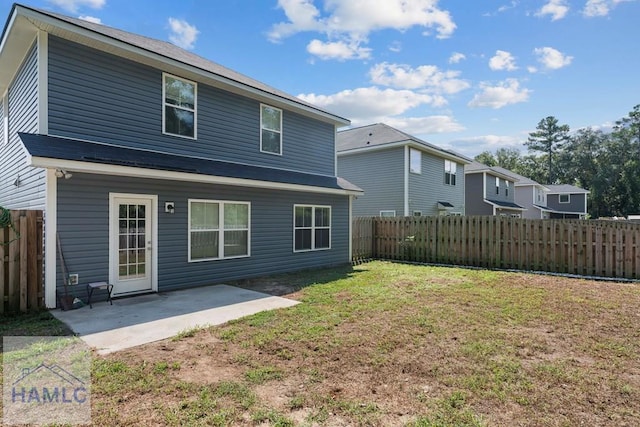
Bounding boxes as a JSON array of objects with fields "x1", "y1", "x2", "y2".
[
  {"x1": 489, "y1": 166, "x2": 545, "y2": 187},
  {"x1": 336, "y1": 123, "x2": 470, "y2": 164},
  {"x1": 464, "y1": 161, "x2": 518, "y2": 182},
  {"x1": 19, "y1": 133, "x2": 363, "y2": 195},
  {"x1": 0, "y1": 4, "x2": 349, "y2": 126},
  {"x1": 546, "y1": 184, "x2": 590, "y2": 194}
]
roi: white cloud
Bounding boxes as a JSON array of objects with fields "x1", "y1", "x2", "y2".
[
  {"x1": 468, "y1": 78, "x2": 531, "y2": 109},
  {"x1": 383, "y1": 115, "x2": 465, "y2": 135},
  {"x1": 48, "y1": 0, "x2": 105, "y2": 13},
  {"x1": 269, "y1": 0, "x2": 456, "y2": 60},
  {"x1": 533, "y1": 47, "x2": 573, "y2": 70},
  {"x1": 449, "y1": 52, "x2": 466, "y2": 64},
  {"x1": 298, "y1": 86, "x2": 445, "y2": 120},
  {"x1": 582, "y1": 0, "x2": 636, "y2": 17},
  {"x1": 536, "y1": 0, "x2": 570, "y2": 20},
  {"x1": 445, "y1": 134, "x2": 525, "y2": 157},
  {"x1": 307, "y1": 39, "x2": 371, "y2": 60},
  {"x1": 369, "y1": 62, "x2": 470, "y2": 94},
  {"x1": 489, "y1": 50, "x2": 518, "y2": 71},
  {"x1": 78, "y1": 15, "x2": 102, "y2": 24},
  {"x1": 168, "y1": 18, "x2": 199, "y2": 50},
  {"x1": 388, "y1": 41, "x2": 402, "y2": 53}
]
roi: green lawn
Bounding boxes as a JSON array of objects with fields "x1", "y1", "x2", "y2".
[{"x1": 2, "y1": 261, "x2": 639, "y2": 426}]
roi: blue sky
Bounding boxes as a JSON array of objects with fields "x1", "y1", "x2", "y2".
[{"x1": 1, "y1": 0, "x2": 638, "y2": 157}]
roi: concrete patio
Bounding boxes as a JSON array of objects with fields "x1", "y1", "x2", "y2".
[{"x1": 52, "y1": 284, "x2": 299, "y2": 355}]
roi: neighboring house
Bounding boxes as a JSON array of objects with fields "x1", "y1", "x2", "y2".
[
  {"x1": 492, "y1": 167, "x2": 590, "y2": 219},
  {"x1": 464, "y1": 161, "x2": 525, "y2": 217},
  {"x1": 546, "y1": 185, "x2": 590, "y2": 219},
  {"x1": 491, "y1": 166, "x2": 552, "y2": 219},
  {"x1": 336, "y1": 123, "x2": 470, "y2": 217},
  {"x1": 0, "y1": 4, "x2": 362, "y2": 308}
]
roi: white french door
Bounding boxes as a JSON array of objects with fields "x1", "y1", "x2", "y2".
[{"x1": 109, "y1": 194, "x2": 156, "y2": 295}]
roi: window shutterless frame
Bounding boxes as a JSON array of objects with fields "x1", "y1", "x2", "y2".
[
  {"x1": 444, "y1": 160, "x2": 457, "y2": 185},
  {"x1": 293, "y1": 204, "x2": 331, "y2": 252},
  {"x1": 409, "y1": 148, "x2": 421, "y2": 174},
  {"x1": 559, "y1": 194, "x2": 570, "y2": 203},
  {"x1": 380, "y1": 210, "x2": 396, "y2": 217},
  {"x1": 188, "y1": 199, "x2": 251, "y2": 262},
  {"x1": 260, "y1": 104, "x2": 283, "y2": 155},
  {"x1": 162, "y1": 73, "x2": 197, "y2": 139}
]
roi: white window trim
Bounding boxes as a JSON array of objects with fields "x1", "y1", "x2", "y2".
[
  {"x1": 559, "y1": 194, "x2": 570, "y2": 204},
  {"x1": 409, "y1": 148, "x2": 421, "y2": 174},
  {"x1": 162, "y1": 73, "x2": 197, "y2": 140},
  {"x1": 188, "y1": 199, "x2": 251, "y2": 262},
  {"x1": 380, "y1": 210, "x2": 396, "y2": 217},
  {"x1": 413, "y1": 210, "x2": 422, "y2": 217},
  {"x1": 293, "y1": 204, "x2": 331, "y2": 252},
  {"x1": 496, "y1": 177, "x2": 500, "y2": 194},
  {"x1": 444, "y1": 160, "x2": 457, "y2": 186},
  {"x1": 260, "y1": 103, "x2": 283, "y2": 155}
]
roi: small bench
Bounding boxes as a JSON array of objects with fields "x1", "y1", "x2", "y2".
[{"x1": 86, "y1": 282, "x2": 114, "y2": 308}]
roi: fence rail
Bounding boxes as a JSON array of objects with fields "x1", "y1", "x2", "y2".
[
  {"x1": 1, "y1": 210, "x2": 44, "y2": 313},
  {"x1": 353, "y1": 216, "x2": 640, "y2": 280}
]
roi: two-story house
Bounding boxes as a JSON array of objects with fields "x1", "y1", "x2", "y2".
[
  {"x1": 490, "y1": 166, "x2": 552, "y2": 219},
  {"x1": 0, "y1": 4, "x2": 362, "y2": 308},
  {"x1": 464, "y1": 161, "x2": 525, "y2": 217},
  {"x1": 546, "y1": 185, "x2": 590, "y2": 219},
  {"x1": 336, "y1": 123, "x2": 469, "y2": 217},
  {"x1": 491, "y1": 167, "x2": 589, "y2": 219}
]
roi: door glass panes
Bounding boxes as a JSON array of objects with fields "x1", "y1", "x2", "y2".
[{"x1": 118, "y1": 203, "x2": 147, "y2": 279}]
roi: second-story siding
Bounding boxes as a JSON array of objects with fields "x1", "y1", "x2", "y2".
[
  {"x1": 485, "y1": 174, "x2": 515, "y2": 204},
  {"x1": 547, "y1": 193, "x2": 586, "y2": 213},
  {"x1": 465, "y1": 174, "x2": 492, "y2": 215},
  {"x1": 0, "y1": 42, "x2": 46, "y2": 209},
  {"x1": 338, "y1": 147, "x2": 404, "y2": 216},
  {"x1": 47, "y1": 36, "x2": 335, "y2": 176},
  {"x1": 409, "y1": 153, "x2": 464, "y2": 216}
]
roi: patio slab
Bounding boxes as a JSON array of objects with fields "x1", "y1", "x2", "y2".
[{"x1": 52, "y1": 284, "x2": 299, "y2": 354}]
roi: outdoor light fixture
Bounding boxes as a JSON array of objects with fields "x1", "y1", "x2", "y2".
[
  {"x1": 55, "y1": 169, "x2": 73, "y2": 179},
  {"x1": 13, "y1": 174, "x2": 20, "y2": 187}
]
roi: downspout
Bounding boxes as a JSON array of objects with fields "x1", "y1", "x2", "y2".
[{"x1": 38, "y1": 31, "x2": 57, "y2": 308}]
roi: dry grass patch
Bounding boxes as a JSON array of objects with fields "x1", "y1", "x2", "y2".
[{"x1": 2, "y1": 261, "x2": 639, "y2": 426}]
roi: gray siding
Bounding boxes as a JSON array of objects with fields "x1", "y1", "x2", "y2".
[
  {"x1": 0, "y1": 42, "x2": 46, "y2": 209},
  {"x1": 409, "y1": 153, "x2": 464, "y2": 216},
  {"x1": 56, "y1": 173, "x2": 350, "y2": 297},
  {"x1": 465, "y1": 173, "x2": 492, "y2": 215},
  {"x1": 47, "y1": 36, "x2": 335, "y2": 176},
  {"x1": 547, "y1": 193, "x2": 586, "y2": 213},
  {"x1": 485, "y1": 173, "x2": 516, "y2": 204},
  {"x1": 515, "y1": 186, "x2": 541, "y2": 219},
  {"x1": 337, "y1": 148, "x2": 404, "y2": 216}
]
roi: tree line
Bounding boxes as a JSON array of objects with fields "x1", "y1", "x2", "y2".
[{"x1": 474, "y1": 104, "x2": 640, "y2": 219}]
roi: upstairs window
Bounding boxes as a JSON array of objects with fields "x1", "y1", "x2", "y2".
[
  {"x1": 506, "y1": 182, "x2": 509, "y2": 197},
  {"x1": 559, "y1": 194, "x2": 570, "y2": 203},
  {"x1": 445, "y1": 160, "x2": 457, "y2": 185},
  {"x1": 163, "y1": 73, "x2": 196, "y2": 139},
  {"x1": 410, "y1": 148, "x2": 422, "y2": 174},
  {"x1": 294, "y1": 205, "x2": 331, "y2": 252},
  {"x1": 261, "y1": 104, "x2": 282, "y2": 155},
  {"x1": 496, "y1": 177, "x2": 500, "y2": 194}
]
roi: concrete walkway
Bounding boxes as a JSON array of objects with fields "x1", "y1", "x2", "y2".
[{"x1": 52, "y1": 284, "x2": 299, "y2": 355}]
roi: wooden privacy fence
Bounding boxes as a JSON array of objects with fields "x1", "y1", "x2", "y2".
[
  {"x1": 353, "y1": 216, "x2": 640, "y2": 280},
  {"x1": 1, "y1": 210, "x2": 44, "y2": 313}
]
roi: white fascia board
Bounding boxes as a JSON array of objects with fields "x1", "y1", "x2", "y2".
[
  {"x1": 15, "y1": 6, "x2": 349, "y2": 127},
  {"x1": 483, "y1": 199, "x2": 527, "y2": 211},
  {"x1": 30, "y1": 157, "x2": 362, "y2": 196}
]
